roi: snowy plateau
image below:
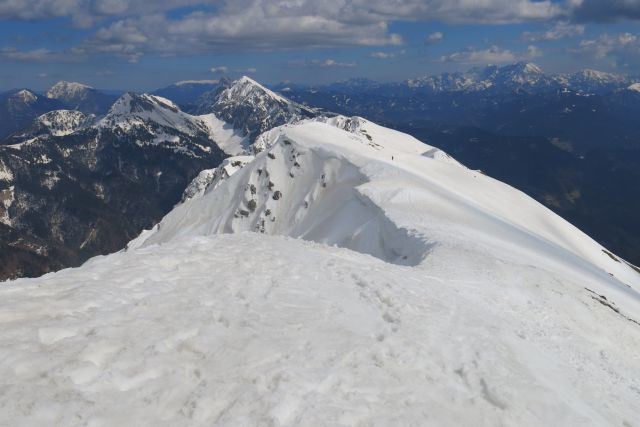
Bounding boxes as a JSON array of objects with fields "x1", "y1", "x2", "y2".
[{"x1": 1, "y1": 110, "x2": 640, "y2": 426}]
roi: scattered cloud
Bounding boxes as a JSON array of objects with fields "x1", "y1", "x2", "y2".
[
  {"x1": 369, "y1": 51, "x2": 395, "y2": 59},
  {"x1": 210, "y1": 66, "x2": 229, "y2": 74},
  {"x1": 439, "y1": 44, "x2": 542, "y2": 64},
  {"x1": 289, "y1": 58, "x2": 357, "y2": 68},
  {"x1": 0, "y1": 0, "x2": 565, "y2": 62},
  {"x1": 0, "y1": 47, "x2": 56, "y2": 61},
  {"x1": 523, "y1": 21, "x2": 585, "y2": 41},
  {"x1": 572, "y1": 32, "x2": 640, "y2": 68},
  {"x1": 426, "y1": 32, "x2": 444, "y2": 45}
]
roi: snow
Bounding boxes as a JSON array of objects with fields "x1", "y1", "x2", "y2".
[
  {"x1": 0, "y1": 159, "x2": 13, "y2": 181},
  {"x1": 99, "y1": 93, "x2": 208, "y2": 139},
  {"x1": 198, "y1": 113, "x2": 249, "y2": 155},
  {"x1": 1, "y1": 232, "x2": 640, "y2": 426},
  {"x1": 0, "y1": 185, "x2": 14, "y2": 225},
  {"x1": 47, "y1": 81, "x2": 93, "y2": 100},
  {"x1": 1, "y1": 117, "x2": 640, "y2": 425},
  {"x1": 627, "y1": 82, "x2": 640, "y2": 92},
  {"x1": 224, "y1": 76, "x2": 290, "y2": 105},
  {"x1": 179, "y1": 155, "x2": 253, "y2": 203},
  {"x1": 13, "y1": 89, "x2": 37, "y2": 104},
  {"x1": 35, "y1": 110, "x2": 93, "y2": 136}
]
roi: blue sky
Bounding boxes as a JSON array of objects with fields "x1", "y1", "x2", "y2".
[{"x1": 1, "y1": 0, "x2": 639, "y2": 91}]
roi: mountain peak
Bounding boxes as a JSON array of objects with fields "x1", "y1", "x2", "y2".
[
  {"x1": 47, "y1": 81, "x2": 94, "y2": 99},
  {"x1": 11, "y1": 89, "x2": 38, "y2": 104},
  {"x1": 194, "y1": 76, "x2": 320, "y2": 140},
  {"x1": 224, "y1": 76, "x2": 289, "y2": 104},
  {"x1": 33, "y1": 109, "x2": 94, "y2": 136},
  {"x1": 628, "y1": 82, "x2": 640, "y2": 92},
  {"x1": 105, "y1": 92, "x2": 179, "y2": 118},
  {"x1": 517, "y1": 62, "x2": 543, "y2": 74}
]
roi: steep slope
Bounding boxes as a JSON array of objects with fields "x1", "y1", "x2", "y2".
[
  {"x1": 46, "y1": 81, "x2": 116, "y2": 115},
  {"x1": 141, "y1": 118, "x2": 640, "y2": 290},
  {"x1": 0, "y1": 93, "x2": 227, "y2": 280},
  {"x1": 0, "y1": 89, "x2": 65, "y2": 140},
  {"x1": 195, "y1": 76, "x2": 321, "y2": 142},
  {"x1": 2, "y1": 119, "x2": 639, "y2": 426}
]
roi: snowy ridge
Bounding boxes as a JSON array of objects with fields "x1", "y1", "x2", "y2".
[
  {"x1": 142, "y1": 118, "x2": 640, "y2": 295},
  {"x1": 33, "y1": 110, "x2": 94, "y2": 136},
  {"x1": 406, "y1": 62, "x2": 632, "y2": 93},
  {"x1": 46, "y1": 81, "x2": 94, "y2": 100},
  {"x1": 99, "y1": 93, "x2": 209, "y2": 138},
  {"x1": 2, "y1": 114, "x2": 640, "y2": 425}
]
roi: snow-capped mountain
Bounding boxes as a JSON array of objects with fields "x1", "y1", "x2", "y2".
[
  {"x1": 96, "y1": 93, "x2": 221, "y2": 157},
  {"x1": 357, "y1": 63, "x2": 633, "y2": 95},
  {"x1": 627, "y1": 82, "x2": 640, "y2": 92},
  {"x1": 3, "y1": 116, "x2": 639, "y2": 425},
  {"x1": 46, "y1": 81, "x2": 116, "y2": 115},
  {"x1": 195, "y1": 76, "x2": 321, "y2": 141},
  {"x1": 0, "y1": 92, "x2": 229, "y2": 280},
  {"x1": 567, "y1": 69, "x2": 630, "y2": 92},
  {"x1": 12, "y1": 110, "x2": 95, "y2": 140},
  {"x1": 0, "y1": 89, "x2": 65, "y2": 139}
]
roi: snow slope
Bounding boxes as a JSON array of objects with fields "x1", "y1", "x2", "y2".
[{"x1": 1, "y1": 117, "x2": 640, "y2": 426}]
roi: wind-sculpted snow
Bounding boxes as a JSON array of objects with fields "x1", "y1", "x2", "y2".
[{"x1": 142, "y1": 118, "x2": 640, "y2": 293}]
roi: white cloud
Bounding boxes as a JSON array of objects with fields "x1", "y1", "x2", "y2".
[
  {"x1": 0, "y1": 0, "x2": 566, "y2": 61},
  {"x1": 439, "y1": 44, "x2": 542, "y2": 64},
  {"x1": 289, "y1": 58, "x2": 357, "y2": 68},
  {"x1": 572, "y1": 32, "x2": 640, "y2": 68},
  {"x1": 523, "y1": 21, "x2": 585, "y2": 41},
  {"x1": 0, "y1": 47, "x2": 56, "y2": 61},
  {"x1": 369, "y1": 51, "x2": 395, "y2": 59},
  {"x1": 426, "y1": 32, "x2": 444, "y2": 45},
  {"x1": 210, "y1": 66, "x2": 229, "y2": 74}
]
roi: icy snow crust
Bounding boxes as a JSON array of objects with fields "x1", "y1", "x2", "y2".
[{"x1": 2, "y1": 117, "x2": 640, "y2": 425}]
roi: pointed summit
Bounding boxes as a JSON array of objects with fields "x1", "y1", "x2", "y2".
[
  {"x1": 45, "y1": 81, "x2": 115, "y2": 115},
  {"x1": 194, "y1": 76, "x2": 320, "y2": 140}
]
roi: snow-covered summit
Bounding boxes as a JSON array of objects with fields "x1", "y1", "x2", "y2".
[
  {"x1": 33, "y1": 109, "x2": 94, "y2": 136},
  {"x1": 46, "y1": 81, "x2": 94, "y2": 100},
  {"x1": 195, "y1": 75, "x2": 321, "y2": 140},
  {"x1": 99, "y1": 93, "x2": 206, "y2": 136},
  {"x1": 141, "y1": 117, "x2": 640, "y2": 294},
  {"x1": 45, "y1": 81, "x2": 115, "y2": 115},
  {"x1": 11, "y1": 89, "x2": 38, "y2": 104},
  {"x1": 627, "y1": 82, "x2": 640, "y2": 92}
]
